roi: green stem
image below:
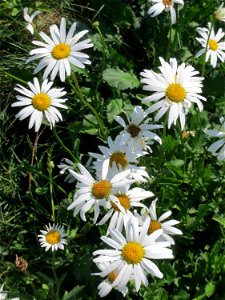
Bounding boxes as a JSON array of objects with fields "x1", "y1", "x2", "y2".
[
  {"x1": 48, "y1": 158, "x2": 55, "y2": 222},
  {"x1": 201, "y1": 17, "x2": 215, "y2": 77},
  {"x1": 166, "y1": 16, "x2": 173, "y2": 60},
  {"x1": 94, "y1": 24, "x2": 106, "y2": 93},
  {"x1": 52, "y1": 252, "x2": 60, "y2": 300},
  {"x1": 4, "y1": 71, "x2": 28, "y2": 85}
]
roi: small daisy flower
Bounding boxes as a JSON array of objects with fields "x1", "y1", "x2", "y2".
[
  {"x1": 67, "y1": 160, "x2": 133, "y2": 224},
  {"x1": 142, "y1": 199, "x2": 182, "y2": 245},
  {"x1": 214, "y1": 3, "x2": 225, "y2": 22},
  {"x1": 58, "y1": 158, "x2": 76, "y2": 183},
  {"x1": 93, "y1": 217, "x2": 173, "y2": 292},
  {"x1": 27, "y1": 17, "x2": 93, "y2": 82},
  {"x1": 12, "y1": 77, "x2": 67, "y2": 132},
  {"x1": 205, "y1": 117, "x2": 225, "y2": 160},
  {"x1": 89, "y1": 135, "x2": 149, "y2": 182},
  {"x1": 114, "y1": 106, "x2": 162, "y2": 152},
  {"x1": 0, "y1": 284, "x2": 6, "y2": 300},
  {"x1": 38, "y1": 223, "x2": 67, "y2": 251},
  {"x1": 97, "y1": 186, "x2": 153, "y2": 234},
  {"x1": 140, "y1": 57, "x2": 206, "y2": 130},
  {"x1": 93, "y1": 262, "x2": 128, "y2": 297},
  {"x1": 23, "y1": 7, "x2": 41, "y2": 35},
  {"x1": 196, "y1": 23, "x2": 225, "y2": 68},
  {"x1": 148, "y1": 0, "x2": 184, "y2": 25}
]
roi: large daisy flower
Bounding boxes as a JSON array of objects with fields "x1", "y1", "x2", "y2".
[
  {"x1": 142, "y1": 199, "x2": 182, "y2": 245},
  {"x1": 97, "y1": 186, "x2": 153, "y2": 234},
  {"x1": 89, "y1": 135, "x2": 149, "y2": 182},
  {"x1": 114, "y1": 106, "x2": 162, "y2": 152},
  {"x1": 140, "y1": 57, "x2": 206, "y2": 130},
  {"x1": 67, "y1": 160, "x2": 133, "y2": 224},
  {"x1": 27, "y1": 17, "x2": 93, "y2": 82},
  {"x1": 196, "y1": 22, "x2": 225, "y2": 68},
  {"x1": 38, "y1": 223, "x2": 67, "y2": 251},
  {"x1": 93, "y1": 217, "x2": 173, "y2": 292},
  {"x1": 12, "y1": 77, "x2": 67, "y2": 132},
  {"x1": 205, "y1": 117, "x2": 225, "y2": 161},
  {"x1": 23, "y1": 7, "x2": 41, "y2": 35},
  {"x1": 148, "y1": 0, "x2": 184, "y2": 25}
]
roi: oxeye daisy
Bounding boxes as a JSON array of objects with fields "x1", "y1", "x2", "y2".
[
  {"x1": 214, "y1": 3, "x2": 225, "y2": 22},
  {"x1": 205, "y1": 117, "x2": 225, "y2": 161},
  {"x1": 67, "y1": 160, "x2": 133, "y2": 224},
  {"x1": 26, "y1": 17, "x2": 93, "y2": 82},
  {"x1": 58, "y1": 158, "x2": 76, "y2": 183},
  {"x1": 148, "y1": 0, "x2": 184, "y2": 25},
  {"x1": 141, "y1": 199, "x2": 182, "y2": 245},
  {"x1": 93, "y1": 217, "x2": 173, "y2": 292},
  {"x1": 11, "y1": 77, "x2": 67, "y2": 132},
  {"x1": 23, "y1": 7, "x2": 41, "y2": 35},
  {"x1": 140, "y1": 57, "x2": 206, "y2": 130},
  {"x1": 114, "y1": 106, "x2": 162, "y2": 152},
  {"x1": 196, "y1": 23, "x2": 225, "y2": 68},
  {"x1": 89, "y1": 135, "x2": 149, "y2": 182},
  {"x1": 38, "y1": 223, "x2": 67, "y2": 251},
  {"x1": 97, "y1": 186, "x2": 153, "y2": 234}
]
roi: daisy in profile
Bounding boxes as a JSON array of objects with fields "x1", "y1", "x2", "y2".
[
  {"x1": 140, "y1": 57, "x2": 206, "y2": 130},
  {"x1": 38, "y1": 223, "x2": 67, "y2": 251},
  {"x1": 93, "y1": 262, "x2": 128, "y2": 297},
  {"x1": 205, "y1": 117, "x2": 225, "y2": 161},
  {"x1": 141, "y1": 199, "x2": 182, "y2": 245},
  {"x1": 23, "y1": 7, "x2": 41, "y2": 35},
  {"x1": 196, "y1": 23, "x2": 225, "y2": 68},
  {"x1": 97, "y1": 186, "x2": 153, "y2": 234},
  {"x1": 148, "y1": 0, "x2": 184, "y2": 25},
  {"x1": 114, "y1": 106, "x2": 162, "y2": 152},
  {"x1": 214, "y1": 3, "x2": 225, "y2": 22},
  {"x1": 58, "y1": 158, "x2": 76, "y2": 183},
  {"x1": 12, "y1": 77, "x2": 67, "y2": 132},
  {"x1": 89, "y1": 135, "x2": 149, "y2": 182},
  {"x1": 93, "y1": 217, "x2": 173, "y2": 292},
  {"x1": 67, "y1": 160, "x2": 133, "y2": 224},
  {"x1": 27, "y1": 17, "x2": 93, "y2": 82}
]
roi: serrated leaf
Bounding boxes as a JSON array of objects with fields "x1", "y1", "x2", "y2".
[
  {"x1": 106, "y1": 99, "x2": 123, "y2": 123},
  {"x1": 103, "y1": 68, "x2": 139, "y2": 90}
]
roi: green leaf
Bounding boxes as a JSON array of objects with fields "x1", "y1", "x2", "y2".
[
  {"x1": 106, "y1": 99, "x2": 123, "y2": 123},
  {"x1": 62, "y1": 285, "x2": 85, "y2": 300},
  {"x1": 213, "y1": 216, "x2": 225, "y2": 228},
  {"x1": 103, "y1": 68, "x2": 140, "y2": 90},
  {"x1": 205, "y1": 282, "x2": 215, "y2": 297}
]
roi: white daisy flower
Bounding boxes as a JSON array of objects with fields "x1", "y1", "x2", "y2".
[
  {"x1": 114, "y1": 106, "x2": 162, "y2": 152},
  {"x1": 38, "y1": 223, "x2": 67, "y2": 251},
  {"x1": 196, "y1": 22, "x2": 225, "y2": 68},
  {"x1": 12, "y1": 77, "x2": 67, "y2": 132},
  {"x1": 214, "y1": 3, "x2": 225, "y2": 22},
  {"x1": 93, "y1": 217, "x2": 173, "y2": 292},
  {"x1": 97, "y1": 186, "x2": 153, "y2": 234},
  {"x1": 58, "y1": 158, "x2": 76, "y2": 183},
  {"x1": 148, "y1": 0, "x2": 184, "y2": 25},
  {"x1": 89, "y1": 135, "x2": 149, "y2": 182},
  {"x1": 67, "y1": 160, "x2": 133, "y2": 224},
  {"x1": 27, "y1": 17, "x2": 93, "y2": 82},
  {"x1": 0, "y1": 284, "x2": 6, "y2": 300},
  {"x1": 205, "y1": 117, "x2": 225, "y2": 161},
  {"x1": 140, "y1": 57, "x2": 206, "y2": 130},
  {"x1": 23, "y1": 7, "x2": 41, "y2": 35},
  {"x1": 142, "y1": 199, "x2": 182, "y2": 245},
  {"x1": 93, "y1": 262, "x2": 128, "y2": 297}
]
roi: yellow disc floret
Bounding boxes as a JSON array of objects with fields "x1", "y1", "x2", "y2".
[
  {"x1": 52, "y1": 43, "x2": 71, "y2": 60},
  {"x1": 46, "y1": 230, "x2": 61, "y2": 245},
  {"x1": 109, "y1": 152, "x2": 127, "y2": 169},
  {"x1": 166, "y1": 83, "x2": 186, "y2": 103},
  {"x1": 107, "y1": 271, "x2": 117, "y2": 283},
  {"x1": 208, "y1": 39, "x2": 218, "y2": 51},
  {"x1": 122, "y1": 242, "x2": 144, "y2": 264},
  {"x1": 127, "y1": 124, "x2": 141, "y2": 138},
  {"x1": 148, "y1": 220, "x2": 162, "y2": 234},
  {"x1": 92, "y1": 180, "x2": 112, "y2": 199},
  {"x1": 111, "y1": 194, "x2": 131, "y2": 211},
  {"x1": 32, "y1": 93, "x2": 51, "y2": 111},
  {"x1": 163, "y1": 0, "x2": 172, "y2": 5}
]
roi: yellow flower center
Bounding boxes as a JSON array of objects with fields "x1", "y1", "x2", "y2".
[
  {"x1": 122, "y1": 242, "x2": 144, "y2": 264},
  {"x1": 92, "y1": 180, "x2": 112, "y2": 199},
  {"x1": 166, "y1": 83, "x2": 186, "y2": 103},
  {"x1": 208, "y1": 39, "x2": 218, "y2": 51},
  {"x1": 32, "y1": 93, "x2": 51, "y2": 111},
  {"x1": 148, "y1": 220, "x2": 162, "y2": 234},
  {"x1": 163, "y1": 0, "x2": 172, "y2": 5},
  {"x1": 52, "y1": 43, "x2": 71, "y2": 60},
  {"x1": 111, "y1": 194, "x2": 131, "y2": 211},
  {"x1": 107, "y1": 271, "x2": 117, "y2": 283},
  {"x1": 127, "y1": 124, "x2": 141, "y2": 138},
  {"x1": 46, "y1": 230, "x2": 61, "y2": 245},
  {"x1": 109, "y1": 152, "x2": 127, "y2": 169}
]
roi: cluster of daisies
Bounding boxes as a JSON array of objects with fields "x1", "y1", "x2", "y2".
[{"x1": 9, "y1": 1, "x2": 225, "y2": 298}]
